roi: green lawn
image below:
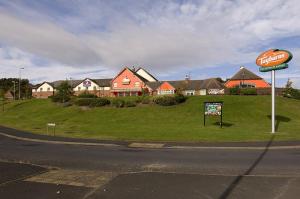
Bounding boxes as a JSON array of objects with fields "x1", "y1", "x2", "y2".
[{"x1": 0, "y1": 96, "x2": 300, "y2": 142}]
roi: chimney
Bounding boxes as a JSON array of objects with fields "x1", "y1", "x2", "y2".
[{"x1": 132, "y1": 66, "x2": 136, "y2": 72}]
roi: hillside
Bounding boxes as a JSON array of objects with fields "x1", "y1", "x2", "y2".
[{"x1": 0, "y1": 96, "x2": 300, "y2": 142}]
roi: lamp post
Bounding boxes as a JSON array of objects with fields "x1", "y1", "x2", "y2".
[
  {"x1": 12, "y1": 81, "x2": 16, "y2": 100},
  {"x1": 18, "y1": 67, "x2": 24, "y2": 100}
]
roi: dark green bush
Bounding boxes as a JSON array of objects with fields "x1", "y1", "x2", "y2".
[
  {"x1": 74, "y1": 98, "x2": 93, "y2": 106},
  {"x1": 230, "y1": 87, "x2": 240, "y2": 95},
  {"x1": 141, "y1": 96, "x2": 151, "y2": 104},
  {"x1": 78, "y1": 93, "x2": 97, "y2": 98},
  {"x1": 283, "y1": 88, "x2": 300, "y2": 100},
  {"x1": 50, "y1": 94, "x2": 71, "y2": 103},
  {"x1": 111, "y1": 98, "x2": 125, "y2": 108},
  {"x1": 90, "y1": 98, "x2": 110, "y2": 107},
  {"x1": 240, "y1": 88, "x2": 257, "y2": 95},
  {"x1": 153, "y1": 96, "x2": 177, "y2": 106},
  {"x1": 174, "y1": 94, "x2": 186, "y2": 103},
  {"x1": 125, "y1": 100, "x2": 136, "y2": 107},
  {"x1": 75, "y1": 98, "x2": 110, "y2": 107}
]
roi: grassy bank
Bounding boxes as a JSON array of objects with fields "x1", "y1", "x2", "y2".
[{"x1": 0, "y1": 96, "x2": 300, "y2": 142}]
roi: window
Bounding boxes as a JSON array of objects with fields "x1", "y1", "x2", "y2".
[
  {"x1": 125, "y1": 92, "x2": 130, "y2": 96},
  {"x1": 118, "y1": 92, "x2": 124, "y2": 97},
  {"x1": 159, "y1": 90, "x2": 174, "y2": 95},
  {"x1": 113, "y1": 82, "x2": 118, "y2": 88},
  {"x1": 134, "y1": 82, "x2": 140, "y2": 87},
  {"x1": 122, "y1": 77, "x2": 130, "y2": 85},
  {"x1": 240, "y1": 82, "x2": 255, "y2": 88},
  {"x1": 78, "y1": 87, "x2": 81, "y2": 91},
  {"x1": 47, "y1": 87, "x2": 50, "y2": 91},
  {"x1": 93, "y1": 86, "x2": 97, "y2": 90},
  {"x1": 185, "y1": 90, "x2": 195, "y2": 96},
  {"x1": 40, "y1": 88, "x2": 43, "y2": 92}
]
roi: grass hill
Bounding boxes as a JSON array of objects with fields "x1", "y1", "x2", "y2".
[{"x1": 1, "y1": 96, "x2": 300, "y2": 142}]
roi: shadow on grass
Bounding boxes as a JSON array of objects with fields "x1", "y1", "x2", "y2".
[
  {"x1": 219, "y1": 134, "x2": 275, "y2": 199},
  {"x1": 267, "y1": 115, "x2": 291, "y2": 131},
  {"x1": 213, "y1": 122, "x2": 234, "y2": 127}
]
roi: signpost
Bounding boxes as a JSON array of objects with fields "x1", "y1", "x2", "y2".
[
  {"x1": 256, "y1": 49, "x2": 293, "y2": 133},
  {"x1": 204, "y1": 102, "x2": 223, "y2": 127},
  {"x1": 47, "y1": 123, "x2": 56, "y2": 136}
]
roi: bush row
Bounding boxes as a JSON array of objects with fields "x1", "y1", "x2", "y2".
[
  {"x1": 74, "y1": 98, "x2": 110, "y2": 107},
  {"x1": 229, "y1": 88, "x2": 257, "y2": 95},
  {"x1": 72, "y1": 94, "x2": 187, "y2": 108}
]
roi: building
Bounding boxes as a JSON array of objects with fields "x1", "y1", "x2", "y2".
[
  {"x1": 32, "y1": 82, "x2": 55, "y2": 98},
  {"x1": 32, "y1": 66, "x2": 227, "y2": 98},
  {"x1": 110, "y1": 67, "x2": 158, "y2": 97},
  {"x1": 32, "y1": 79, "x2": 112, "y2": 98},
  {"x1": 73, "y1": 78, "x2": 112, "y2": 97},
  {"x1": 146, "y1": 78, "x2": 225, "y2": 96},
  {"x1": 4, "y1": 90, "x2": 14, "y2": 100},
  {"x1": 224, "y1": 67, "x2": 270, "y2": 88}
]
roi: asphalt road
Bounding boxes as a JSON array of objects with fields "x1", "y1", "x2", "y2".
[{"x1": 0, "y1": 133, "x2": 300, "y2": 198}]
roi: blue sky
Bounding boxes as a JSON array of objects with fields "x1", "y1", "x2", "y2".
[{"x1": 1, "y1": 0, "x2": 300, "y2": 88}]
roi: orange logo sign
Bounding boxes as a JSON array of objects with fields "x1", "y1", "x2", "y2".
[{"x1": 256, "y1": 49, "x2": 292, "y2": 67}]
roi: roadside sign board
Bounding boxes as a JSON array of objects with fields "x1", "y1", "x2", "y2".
[
  {"x1": 256, "y1": 49, "x2": 293, "y2": 133},
  {"x1": 204, "y1": 102, "x2": 223, "y2": 127},
  {"x1": 256, "y1": 49, "x2": 292, "y2": 72}
]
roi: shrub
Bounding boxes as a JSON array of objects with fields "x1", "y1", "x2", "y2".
[
  {"x1": 74, "y1": 98, "x2": 93, "y2": 106},
  {"x1": 111, "y1": 98, "x2": 125, "y2": 108},
  {"x1": 90, "y1": 98, "x2": 110, "y2": 107},
  {"x1": 125, "y1": 100, "x2": 136, "y2": 107},
  {"x1": 153, "y1": 96, "x2": 177, "y2": 106},
  {"x1": 50, "y1": 94, "x2": 71, "y2": 103},
  {"x1": 174, "y1": 94, "x2": 186, "y2": 103},
  {"x1": 141, "y1": 96, "x2": 151, "y2": 104},
  {"x1": 78, "y1": 93, "x2": 97, "y2": 98},
  {"x1": 240, "y1": 88, "x2": 257, "y2": 95},
  {"x1": 230, "y1": 87, "x2": 240, "y2": 95}
]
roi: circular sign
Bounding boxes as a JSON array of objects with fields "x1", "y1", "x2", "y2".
[{"x1": 256, "y1": 49, "x2": 292, "y2": 68}]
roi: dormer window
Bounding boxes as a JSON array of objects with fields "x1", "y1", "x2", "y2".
[
  {"x1": 122, "y1": 77, "x2": 130, "y2": 85},
  {"x1": 134, "y1": 82, "x2": 140, "y2": 87}
]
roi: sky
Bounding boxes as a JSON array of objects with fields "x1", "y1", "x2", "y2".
[{"x1": 1, "y1": 0, "x2": 300, "y2": 88}]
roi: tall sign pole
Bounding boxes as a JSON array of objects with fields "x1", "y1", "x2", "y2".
[
  {"x1": 271, "y1": 70, "x2": 275, "y2": 133},
  {"x1": 256, "y1": 49, "x2": 292, "y2": 133}
]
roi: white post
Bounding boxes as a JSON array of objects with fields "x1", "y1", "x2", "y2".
[{"x1": 271, "y1": 70, "x2": 275, "y2": 133}]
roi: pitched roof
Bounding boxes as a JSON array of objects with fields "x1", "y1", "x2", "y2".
[
  {"x1": 93, "y1": 78, "x2": 112, "y2": 87},
  {"x1": 52, "y1": 80, "x2": 82, "y2": 88},
  {"x1": 136, "y1": 67, "x2": 158, "y2": 81},
  {"x1": 230, "y1": 67, "x2": 262, "y2": 80},
  {"x1": 145, "y1": 81, "x2": 162, "y2": 90},
  {"x1": 146, "y1": 78, "x2": 224, "y2": 90}
]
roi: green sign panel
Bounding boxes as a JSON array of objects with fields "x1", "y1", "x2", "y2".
[
  {"x1": 205, "y1": 102, "x2": 222, "y2": 116},
  {"x1": 204, "y1": 102, "x2": 223, "y2": 127}
]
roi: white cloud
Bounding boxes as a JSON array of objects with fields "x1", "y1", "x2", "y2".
[{"x1": 1, "y1": 0, "x2": 300, "y2": 83}]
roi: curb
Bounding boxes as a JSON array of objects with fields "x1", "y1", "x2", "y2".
[{"x1": 1, "y1": 131, "x2": 300, "y2": 150}]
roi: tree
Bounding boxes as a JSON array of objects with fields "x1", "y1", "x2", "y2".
[
  {"x1": 283, "y1": 79, "x2": 300, "y2": 99},
  {"x1": 52, "y1": 81, "x2": 73, "y2": 103},
  {"x1": 0, "y1": 78, "x2": 31, "y2": 99}
]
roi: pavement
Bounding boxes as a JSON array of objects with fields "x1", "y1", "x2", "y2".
[{"x1": 1, "y1": 125, "x2": 300, "y2": 198}]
